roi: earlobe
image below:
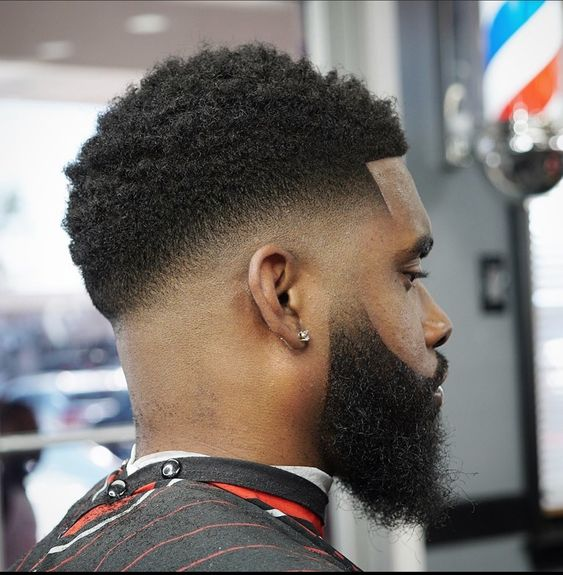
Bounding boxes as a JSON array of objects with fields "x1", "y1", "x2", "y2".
[{"x1": 248, "y1": 244, "x2": 309, "y2": 350}]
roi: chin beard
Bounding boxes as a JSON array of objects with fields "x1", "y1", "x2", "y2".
[{"x1": 319, "y1": 311, "x2": 457, "y2": 530}]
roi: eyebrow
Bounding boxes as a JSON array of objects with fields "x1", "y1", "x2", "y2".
[{"x1": 397, "y1": 234, "x2": 434, "y2": 261}]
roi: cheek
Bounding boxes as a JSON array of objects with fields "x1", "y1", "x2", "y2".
[
  {"x1": 362, "y1": 280, "x2": 429, "y2": 370},
  {"x1": 278, "y1": 299, "x2": 331, "y2": 429}
]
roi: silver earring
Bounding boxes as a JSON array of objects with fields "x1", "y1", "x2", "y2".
[{"x1": 297, "y1": 329, "x2": 310, "y2": 343}]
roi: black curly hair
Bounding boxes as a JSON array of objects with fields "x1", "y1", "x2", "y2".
[{"x1": 63, "y1": 43, "x2": 408, "y2": 322}]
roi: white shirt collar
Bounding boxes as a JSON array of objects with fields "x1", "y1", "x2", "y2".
[{"x1": 126, "y1": 444, "x2": 333, "y2": 495}]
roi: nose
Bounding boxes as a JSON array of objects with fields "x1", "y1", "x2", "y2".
[{"x1": 419, "y1": 284, "x2": 453, "y2": 349}]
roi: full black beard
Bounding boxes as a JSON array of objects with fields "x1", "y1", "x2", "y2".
[{"x1": 319, "y1": 311, "x2": 456, "y2": 530}]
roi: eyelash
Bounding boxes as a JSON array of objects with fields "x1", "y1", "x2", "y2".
[{"x1": 404, "y1": 270, "x2": 429, "y2": 288}]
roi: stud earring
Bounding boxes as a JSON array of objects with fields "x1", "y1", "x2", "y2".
[{"x1": 297, "y1": 329, "x2": 310, "y2": 343}]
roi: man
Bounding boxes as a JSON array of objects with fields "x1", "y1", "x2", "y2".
[{"x1": 12, "y1": 43, "x2": 453, "y2": 572}]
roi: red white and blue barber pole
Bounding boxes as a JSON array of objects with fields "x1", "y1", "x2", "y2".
[
  {"x1": 477, "y1": 1, "x2": 563, "y2": 199},
  {"x1": 481, "y1": 0, "x2": 562, "y2": 123}
]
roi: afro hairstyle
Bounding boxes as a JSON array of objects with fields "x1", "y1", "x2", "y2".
[{"x1": 63, "y1": 43, "x2": 408, "y2": 321}]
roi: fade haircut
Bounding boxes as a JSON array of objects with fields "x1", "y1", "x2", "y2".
[{"x1": 63, "y1": 43, "x2": 408, "y2": 322}]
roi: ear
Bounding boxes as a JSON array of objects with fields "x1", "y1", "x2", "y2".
[{"x1": 248, "y1": 244, "x2": 308, "y2": 350}]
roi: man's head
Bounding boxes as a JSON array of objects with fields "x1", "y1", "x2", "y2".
[
  {"x1": 63, "y1": 44, "x2": 407, "y2": 322},
  {"x1": 63, "y1": 44, "x2": 453, "y2": 529}
]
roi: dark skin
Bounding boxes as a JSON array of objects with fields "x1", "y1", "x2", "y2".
[{"x1": 116, "y1": 156, "x2": 452, "y2": 469}]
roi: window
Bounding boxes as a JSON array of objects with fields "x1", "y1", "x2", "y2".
[
  {"x1": 528, "y1": 185, "x2": 563, "y2": 516},
  {"x1": 0, "y1": 99, "x2": 133, "y2": 546}
]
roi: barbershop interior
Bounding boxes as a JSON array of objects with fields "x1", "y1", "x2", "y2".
[{"x1": 0, "y1": 0, "x2": 562, "y2": 571}]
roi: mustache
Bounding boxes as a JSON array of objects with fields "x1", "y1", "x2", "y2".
[{"x1": 429, "y1": 351, "x2": 449, "y2": 391}]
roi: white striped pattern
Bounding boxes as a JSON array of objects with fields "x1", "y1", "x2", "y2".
[
  {"x1": 482, "y1": 1, "x2": 562, "y2": 121},
  {"x1": 265, "y1": 508, "x2": 286, "y2": 518},
  {"x1": 47, "y1": 490, "x2": 155, "y2": 554},
  {"x1": 91, "y1": 476, "x2": 111, "y2": 502},
  {"x1": 167, "y1": 478, "x2": 184, "y2": 487},
  {"x1": 479, "y1": 0, "x2": 504, "y2": 26}
]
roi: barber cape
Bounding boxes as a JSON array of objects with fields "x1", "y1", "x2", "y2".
[{"x1": 11, "y1": 456, "x2": 360, "y2": 572}]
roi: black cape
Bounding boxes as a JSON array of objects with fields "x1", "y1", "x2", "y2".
[{"x1": 11, "y1": 456, "x2": 360, "y2": 572}]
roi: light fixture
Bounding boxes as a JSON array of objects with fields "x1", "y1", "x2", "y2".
[
  {"x1": 125, "y1": 13, "x2": 170, "y2": 35},
  {"x1": 36, "y1": 40, "x2": 74, "y2": 61}
]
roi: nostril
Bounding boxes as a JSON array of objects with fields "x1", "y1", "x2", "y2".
[
  {"x1": 434, "y1": 325, "x2": 452, "y2": 348},
  {"x1": 434, "y1": 334, "x2": 449, "y2": 348}
]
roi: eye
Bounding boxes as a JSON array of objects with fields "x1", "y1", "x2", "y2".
[{"x1": 403, "y1": 270, "x2": 429, "y2": 290}]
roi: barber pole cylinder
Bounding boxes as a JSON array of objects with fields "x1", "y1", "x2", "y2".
[{"x1": 481, "y1": 0, "x2": 563, "y2": 123}]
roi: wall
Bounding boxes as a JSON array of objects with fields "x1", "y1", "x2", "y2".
[
  {"x1": 398, "y1": 1, "x2": 530, "y2": 570},
  {"x1": 304, "y1": 0, "x2": 532, "y2": 570}
]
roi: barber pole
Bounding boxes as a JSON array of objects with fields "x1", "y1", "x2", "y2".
[{"x1": 481, "y1": 0, "x2": 562, "y2": 123}]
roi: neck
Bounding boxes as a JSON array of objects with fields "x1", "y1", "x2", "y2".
[
  {"x1": 116, "y1": 322, "x2": 325, "y2": 469},
  {"x1": 133, "y1": 400, "x2": 324, "y2": 467}
]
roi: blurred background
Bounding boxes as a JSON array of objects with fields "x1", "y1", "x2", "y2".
[{"x1": 0, "y1": 0, "x2": 562, "y2": 571}]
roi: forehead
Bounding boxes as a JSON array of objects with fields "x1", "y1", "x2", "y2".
[{"x1": 366, "y1": 157, "x2": 431, "y2": 240}]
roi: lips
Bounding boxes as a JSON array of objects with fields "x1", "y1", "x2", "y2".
[
  {"x1": 431, "y1": 361, "x2": 448, "y2": 409},
  {"x1": 433, "y1": 385, "x2": 444, "y2": 408}
]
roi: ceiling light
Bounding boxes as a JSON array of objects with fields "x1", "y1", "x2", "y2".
[
  {"x1": 125, "y1": 14, "x2": 170, "y2": 35},
  {"x1": 36, "y1": 40, "x2": 74, "y2": 61}
]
